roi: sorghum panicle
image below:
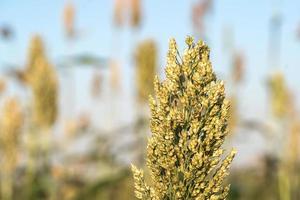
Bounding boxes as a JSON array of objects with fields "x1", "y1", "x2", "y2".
[
  {"x1": 26, "y1": 35, "x2": 44, "y2": 76},
  {"x1": 31, "y1": 57, "x2": 58, "y2": 128},
  {"x1": 63, "y1": 1, "x2": 75, "y2": 37},
  {"x1": 26, "y1": 36, "x2": 58, "y2": 128},
  {"x1": 132, "y1": 37, "x2": 236, "y2": 200},
  {"x1": 0, "y1": 98, "x2": 23, "y2": 172},
  {"x1": 135, "y1": 40, "x2": 157, "y2": 103},
  {"x1": 130, "y1": 0, "x2": 141, "y2": 28},
  {"x1": 268, "y1": 72, "x2": 290, "y2": 118}
]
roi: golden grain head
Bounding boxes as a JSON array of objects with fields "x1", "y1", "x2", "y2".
[
  {"x1": 24, "y1": 36, "x2": 59, "y2": 128},
  {"x1": 30, "y1": 53, "x2": 58, "y2": 128},
  {"x1": 27, "y1": 35, "x2": 44, "y2": 71},
  {"x1": 268, "y1": 71, "x2": 290, "y2": 118},
  {"x1": 132, "y1": 36, "x2": 236, "y2": 200},
  {"x1": 135, "y1": 39, "x2": 157, "y2": 103},
  {"x1": 0, "y1": 97, "x2": 23, "y2": 171}
]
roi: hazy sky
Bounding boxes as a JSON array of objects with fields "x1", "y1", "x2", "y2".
[{"x1": 0, "y1": 0, "x2": 299, "y2": 115}]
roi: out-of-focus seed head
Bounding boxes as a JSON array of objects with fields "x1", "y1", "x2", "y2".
[
  {"x1": 0, "y1": 98, "x2": 23, "y2": 172},
  {"x1": 0, "y1": 78, "x2": 6, "y2": 95},
  {"x1": 113, "y1": 0, "x2": 142, "y2": 28},
  {"x1": 286, "y1": 119, "x2": 300, "y2": 165},
  {"x1": 25, "y1": 36, "x2": 58, "y2": 128},
  {"x1": 63, "y1": 1, "x2": 75, "y2": 38},
  {"x1": 192, "y1": 0, "x2": 212, "y2": 36},
  {"x1": 135, "y1": 39, "x2": 157, "y2": 103},
  {"x1": 130, "y1": 0, "x2": 142, "y2": 28},
  {"x1": 232, "y1": 52, "x2": 244, "y2": 84},
  {"x1": 91, "y1": 72, "x2": 102, "y2": 98},
  {"x1": 113, "y1": 0, "x2": 126, "y2": 27},
  {"x1": 268, "y1": 71, "x2": 290, "y2": 118},
  {"x1": 27, "y1": 35, "x2": 44, "y2": 75},
  {"x1": 228, "y1": 96, "x2": 238, "y2": 134},
  {"x1": 30, "y1": 56, "x2": 58, "y2": 128},
  {"x1": 110, "y1": 59, "x2": 121, "y2": 90}
]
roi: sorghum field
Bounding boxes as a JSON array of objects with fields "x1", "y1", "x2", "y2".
[{"x1": 0, "y1": 1, "x2": 299, "y2": 200}]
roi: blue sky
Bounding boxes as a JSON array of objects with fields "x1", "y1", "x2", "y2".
[{"x1": 0, "y1": 0, "x2": 299, "y2": 116}]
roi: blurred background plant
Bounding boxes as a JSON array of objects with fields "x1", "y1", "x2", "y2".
[{"x1": 0, "y1": 0, "x2": 299, "y2": 199}]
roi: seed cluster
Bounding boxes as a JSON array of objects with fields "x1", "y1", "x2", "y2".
[
  {"x1": 113, "y1": 0, "x2": 141, "y2": 28},
  {"x1": 135, "y1": 40, "x2": 157, "y2": 103},
  {"x1": 26, "y1": 36, "x2": 58, "y2": 128},
  {"x1": 268, "y1": 72, "x2": 290, "y2": 118},
  {"x1": 0, "y1": 98, "x2": 23, "y2": 173},
  {"x1": 132, "y1": 37, "x2": 236, "y2": 200}
]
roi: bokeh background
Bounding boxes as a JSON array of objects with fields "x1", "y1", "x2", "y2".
[{"x1": 0, "y1": 0, "x2": 299, "y2": 199}]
